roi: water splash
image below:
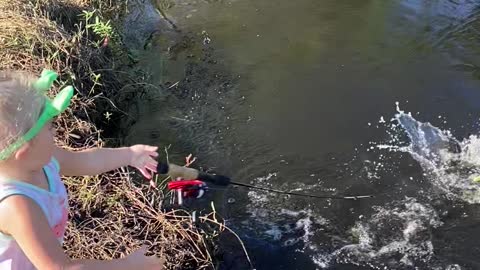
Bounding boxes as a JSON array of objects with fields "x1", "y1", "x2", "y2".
[
  {"x1": 395, "y1": 112, "x2": 460, "y2": 167},
  {"x1": 318, "y1": 104, "x2": 480, "y2": 269},
  {"x1": 240, "y1": 104, "x2": 480, "y2": 269},
  {"x1": 378, "y1": 103, "x2": 480, "y2": 203}
]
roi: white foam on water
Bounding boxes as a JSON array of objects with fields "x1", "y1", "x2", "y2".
[
  {"x1": 312, "y1": 253, "x2": 334, "y2": 269},
  {"x1": 243, "y1": 139, "x2": 448, "y2": 269},
  {"x1": 253, "y1": 172, "x2": 277, "y2": 185},
  {"x1": 444, "y1": 264, "x2": 462, "y2": 270},
  {"x1": 331, "y1": 197, "x2": 441, "y2": 269},
  {"x1": 245, "y1": 173, "x2": 329, "y2": 246},
  {"x1": 296, "y1": 216, "x2": 314, "y2": 244},
  {"x1": 247, "y1": 190, "x2": 269, "y2": 203},
  {"x1": 245, "y1": 188, "x2": 337, "y2": 268},
  {"x1": 245, "y1": 172, "x2": 279, "y2": 204},
  {"x1": 289, "y1": 180, "x2": 328, "y2": 192},
  {"x1": 280, "y1": 208, "x2": 304, "y2": 217},
  {"x1": 265, "y1": 225, "x2": 282, "y2": 240},
  {"x1": 278, "y1": 209, "x2": 319, "y2": 246}
]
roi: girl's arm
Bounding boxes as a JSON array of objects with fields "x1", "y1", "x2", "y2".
[
  {"x1": 54, "y1": 145, "x2": 159, "y2": 179},
  {"x1": 0, "y1": 195, "x2": 163, "y2": 270}
]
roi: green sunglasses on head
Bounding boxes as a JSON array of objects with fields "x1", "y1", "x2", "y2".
[{"x1": 0, "y1": 69, "x2": 74, "y2": 161}]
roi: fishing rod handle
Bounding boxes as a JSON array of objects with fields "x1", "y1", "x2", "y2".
[{"x1": 157, "y1": 162, "x2": 231, "y2": 186}]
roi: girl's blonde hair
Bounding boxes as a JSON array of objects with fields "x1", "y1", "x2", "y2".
[{"x1": 0, "y1": 71, "x2": 46, "y2": 155}]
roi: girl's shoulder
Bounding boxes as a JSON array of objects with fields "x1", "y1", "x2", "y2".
[{"x1": 0, "y1": 187, "x2": 43, "y2": 239}]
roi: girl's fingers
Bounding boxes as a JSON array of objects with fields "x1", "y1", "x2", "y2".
[
  {"x1": 147, "y1": 145, "x2": 158, "y2": 152},
  {"x1": 150, "y1": 180, "x2": 157, "y2": 188},
  {"x1": 146, "y1": 163, "x2": 157, "y2": 172},
  {"x1": 136, "y1": 246, "x2": 147, "y2": 254},
  {"x1": 149, "y1": 151, "x2": 159, "y2": 157},
  {"x1": 139, "y1": 168, "x2": 152, "y2": 179},
  {"x1": 148, "y1": 157, "x2": 158, "y2": 166},
  {"x1": 132, "y1": 157, "x2": 156, "y2": 167}
]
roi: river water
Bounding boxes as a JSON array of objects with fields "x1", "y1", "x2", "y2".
[{"x1": 125, "y1": 0, "x2": 480, "y2": 269}]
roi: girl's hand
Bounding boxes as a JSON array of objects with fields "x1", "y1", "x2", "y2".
[
  {"x1": 129, "y1": 145, "x2": 159, "y2": 179},
  {"x1": 125, "y1": 246, "x2": 165, "y2": 269}
]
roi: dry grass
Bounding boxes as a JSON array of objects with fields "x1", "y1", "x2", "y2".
[
  {"x1": 64, "y1": 170, "x2": 227, "y2": 269},
  {"x1": 0, "y1": 0, "x2": 248, "y2": 269}
]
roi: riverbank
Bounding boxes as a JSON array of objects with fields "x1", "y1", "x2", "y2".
[{"x1": 0, "y1": 0, "x2": 247, "y2": 268}]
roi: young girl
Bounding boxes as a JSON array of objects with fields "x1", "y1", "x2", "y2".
[{"x1": 0, "y1": 70, "x2": 164, "y2": 269}]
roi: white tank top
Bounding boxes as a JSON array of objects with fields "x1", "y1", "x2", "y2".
[{"x1": 0, "y1": 158, "x2": 68, "y2": 269}]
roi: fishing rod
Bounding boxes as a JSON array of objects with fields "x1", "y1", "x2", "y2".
[
  {"x1": 157, "y1": 162, "x2": 374, "y2": 201},
  {"x1": 228, "y1": 181, "x2": 373, "y2": 200}
]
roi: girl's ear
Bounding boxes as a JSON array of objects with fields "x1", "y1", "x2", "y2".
[{"x1": 14, "y1": 142, "x2": 31, "y2": 161}]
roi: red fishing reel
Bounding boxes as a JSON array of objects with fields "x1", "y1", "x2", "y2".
[{"x1": 167, "y1": 180, "x2": 207, "y2": 205}]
